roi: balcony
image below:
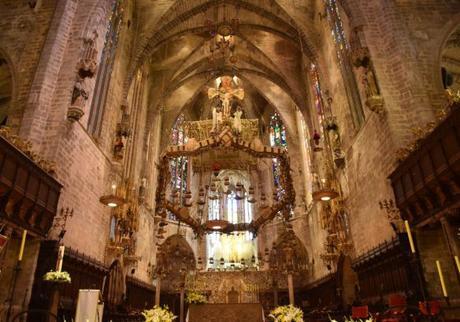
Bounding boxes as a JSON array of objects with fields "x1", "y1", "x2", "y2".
[
  {"x1": 0, "y1": 133, "x2": 62, "y2": 237},
  {"x1": 389, "y1": 103, "x2": 460, "y2": 226}
]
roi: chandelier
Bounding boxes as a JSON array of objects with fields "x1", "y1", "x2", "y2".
[
  {"x1": 155, "y1": 131, "x2": 295, "y2": 237},
  {"x1": 205, "y1": 5, "x2": 239, "y2": 65}
]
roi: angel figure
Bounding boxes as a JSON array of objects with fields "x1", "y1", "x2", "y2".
[{"x1": 212, "y1": 106, "x2": 223, "y2": 133}]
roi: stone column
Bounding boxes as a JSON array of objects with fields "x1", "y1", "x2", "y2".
[
  {"x1": 155, "y1": 278, "x2": 161, "y2": 306},
  {"x1": 295, "y1": 109, "x2": 311, "y2": 205},
  {"x1": 287, "y1": 273, "x2": 295, "y2": 305},
  {"x1": 180, "y1": 288, "x2": 185, "y2": 322}
]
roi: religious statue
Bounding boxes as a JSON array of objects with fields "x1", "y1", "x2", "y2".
[
  {"x1": 208, "y1": 76, "x2": 245, "y2": 120},
  {"x1": 232, "y1": 106, "x2": 243, "y2": 134},
  {"x1": 67, "y1": 76, "x2": 89, "y2": 122},
  {"x1": 212, "y1": 106, "x2": 223, "y2": 133},
  {"x1": 351, "y1": 46, "x2": 385, "y2": 114},
  {"x1": 360, "y1": 59, "x2": 380, "y2": 98}
]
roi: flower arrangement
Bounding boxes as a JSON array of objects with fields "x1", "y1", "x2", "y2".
[
  {"x1": 269, "y1": 304, "x2": 303, "y2": 322},
  {"x1": 43, "y1": 271, "x2": 71, "y2": 283},
  {"x1": 186, "y1": 290, "x2": 207, "y2": 304},
  {"x1": 142, "y1": 305, "x2": 176, "y2": 322}
]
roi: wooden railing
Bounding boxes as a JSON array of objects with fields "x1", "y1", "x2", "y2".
[
  {"x1": 0, "y1": 135, "x2": 62, "y2": 237},
  {"x1": 390, "y1": 104, "x2": 460, "y2": 226},
  {"x1": 28, "y1": 241, "x2": 156, "y2": 321}
]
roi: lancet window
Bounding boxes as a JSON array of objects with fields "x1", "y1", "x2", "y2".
[
  {"x1": 269, "y1": 113, "x2": 287, "y2": 187},
  {"x1": 324, "y1": 0, "x2": 365, "y2": 128},
  {"x1": 88, "y1": 0, "x2": 124, "y2": 136}
]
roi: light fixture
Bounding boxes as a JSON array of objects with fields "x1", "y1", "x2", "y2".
[
  {"x1": 100, "y1": 183, "x2": 125, "y2": 207},
  {"x1": 312, "y1": 189, "x2": 339, "y2": 202},
  {"x1": 99, "y1": 194, "x2": 125, "y2": 208},
  {"x1": 206, "y1": 219, "x2": 229, "y2": 231}
]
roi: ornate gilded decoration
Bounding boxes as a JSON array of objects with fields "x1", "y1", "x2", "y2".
[
  {"x1": 184, "y1": 119, "x2": 259, "y2": 143},
  {"x1": 0, "y1": 126, "x2": 56, "y2": 174},
  {"x1": 395, "y1": 99, "x2": 459, "y2": 162}
]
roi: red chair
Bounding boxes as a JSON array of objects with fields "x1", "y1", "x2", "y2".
[
  {"x1": 419, "y1": 301, "x2": 441, "y2": 316},
  {"x1": 352, "y1": 306, "x2": 369, "y2": 318}
]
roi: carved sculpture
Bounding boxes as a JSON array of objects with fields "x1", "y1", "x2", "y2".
[
  {"x1": 232, "y1": 107, "x2": 243, "y2": 134},
  {"x1": 67, "y1": 76, "x2": 89, "y2": 122},
  {"x1": 77, "y1": 30, "x2": 99, "y2": 78},
  {"x1": 352, "y1": 47, "x2": 384, "y2": 114}
]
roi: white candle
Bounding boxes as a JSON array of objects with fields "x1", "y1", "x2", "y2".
[
  {"x1": 455, "y1": 256, "x2": 460, "y2": 275},
  {"x1": 436, "y1": 260, "x2": 448, "y2": 297},
  {"x1": 18, "y1": 230, "x2": 27, "y2": 261},
  {"x1": 404, "y1": 220, "x2": 416, "y2": 253},
  {"x1": 56, "y1": 245, "x2": 65, "y2": 272}
]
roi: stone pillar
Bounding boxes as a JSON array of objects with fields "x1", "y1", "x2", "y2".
[
  {"x1": 155, "y1": 278, "x2": 161, "y2": 306},
  {"x1": 287, "y1": 273, "x2": 295, "y2": 305},
  {"x1": 180, "y1": 288, "x2": 185, "y2": 322},
  {"x1": 295, "y1": 109, "x2": 311, "y2": 205}
]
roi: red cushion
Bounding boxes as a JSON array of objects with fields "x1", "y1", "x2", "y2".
[
  {"x1": 352, "y1": 306, "x2": 369, "y2": 318},
  {"x1": 419, "y1": 301, "x2": 441, "y2": 316},
  {"x1": 389, "y1": 294, "x2": 406, "y2": 307}
]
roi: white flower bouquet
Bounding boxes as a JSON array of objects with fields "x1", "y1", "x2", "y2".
[
  {"x1": 269, "y1": 304, "x2": 304, "y2": 322},
  {"x1": 43, "y1": 271, "x2": 71, "y2": 283},
  {"x1": 142, "y1": 305, "x2": 177, "y2": 322},
  {"x1": 185, "y1": 291, "x2": 207, "y2": 304}
]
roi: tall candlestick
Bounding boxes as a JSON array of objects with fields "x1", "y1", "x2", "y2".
[
  {"x1": 455, "y1": 256, "x2": 460, "y2": 275},
  {"x1": 18, "y1": 230, "x2": 27, "y2": 261},
  {"x1": 404, "y1": 220, "x2": 416, "y2": 253},
  {"x1": 56, "y1": 245, "x2": 65, "y2": 272},
  {"x1": 436, "y1": 260, "x2": 448, "y2": 297}
]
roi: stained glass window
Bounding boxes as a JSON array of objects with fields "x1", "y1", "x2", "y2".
[
  {"x1": 169, "y1": 114, "x2": 188, "y2": 220},
  {"x1": 206, "y1": 189, "x2": 256, "y2": 270},
  {"x1": 324, "y1": 0, "x2": 365, "y2": 128},
  {"x1": 269, "y1": 113, "x2": 287, "y2": 187},
  {"x1": 310, "y1": 63, "x2": 325, "y2": 132},
  {"x1": 88, "y1": 0, "x2": 124, "y2": 135},
  {"x1": 325, "y1": 0, "x2": 349, "y2": 60}
]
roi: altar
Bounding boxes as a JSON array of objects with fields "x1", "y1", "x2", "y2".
[{"x1": 187, "y1": 303, "x2": 265, "y2": 322}]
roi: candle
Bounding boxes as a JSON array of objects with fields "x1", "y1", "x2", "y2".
[
  {"x1": 436, "y1": 260, "x2": 448, "y2": 297},
  {"x1": 56, "y1": 245, "x2": 65, "y2": 272},
  {"x1": 18, "y1": 230, "x2": 27, "y2": 261},
  {"x1": 404, "y1": 220, "x2": 416, "y2": 253},
  {"x1": 455, "y1": 256, "x2": 460, "y2": 275}
]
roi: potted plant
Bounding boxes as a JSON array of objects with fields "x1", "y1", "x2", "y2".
[
  {"x1": 43, "y1": 270, "x2": 71, "y2": 284},
  {"x1": 269, "y1": 304, "x2": 303, "y2": 322},
  {"x1": 142, "y1": 305, "x2": 176, "y2": 322},
  {"x1": 186, "y1": 291, "x2": 207, "y2": 304}
]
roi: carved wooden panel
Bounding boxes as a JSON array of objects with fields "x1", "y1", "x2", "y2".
[
  {"x1": 390, "y1": 107, "x2": 460, "y2": 225},
  {"x1": 0, "y1": 137, "x2": 62, "y2": 236}
]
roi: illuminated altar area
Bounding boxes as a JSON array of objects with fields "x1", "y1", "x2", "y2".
[{"x1": 153, "y1": 75, "x2": 310, "y2": 309}]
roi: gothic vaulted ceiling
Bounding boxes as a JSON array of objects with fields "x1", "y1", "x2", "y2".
[{"x1": 126, "y1": 0, "x2": 324, "y2": 139}]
